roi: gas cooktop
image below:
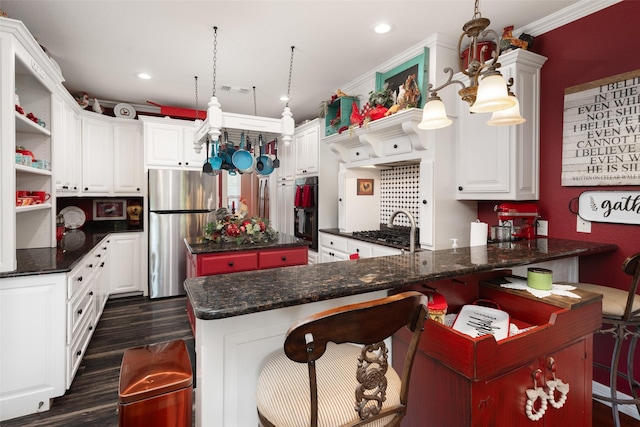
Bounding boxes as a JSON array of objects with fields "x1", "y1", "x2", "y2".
[{"x1": 351, "y1": 227, "x2": 417, "y2": 249}]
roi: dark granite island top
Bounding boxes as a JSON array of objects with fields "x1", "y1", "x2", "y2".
[
  {"x1": 184, "y1": 238, "x2": 617, "y2": 320},
  {"x1": 184, "y1": 232, "x2": 309, "y2": 254}
]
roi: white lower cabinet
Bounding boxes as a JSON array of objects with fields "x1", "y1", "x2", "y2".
[
  {"x1": 0, "y1": 274, "x2": 66, "y2": 421},
  {"x1": 319, "y1": 232, "x2": 402, "y2": 263},
  {"x1": 109, "y1": 232, "x2": 144, "y2": 296}
]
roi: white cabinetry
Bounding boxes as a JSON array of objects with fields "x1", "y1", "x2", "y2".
[
  {"x1": 319, "y1": 232, "x2": 402, "y2": 263},
  {"x1": 0, "y1": 274, "x2": 66, "y2": 421},
  {"x1": 52, "y1": 94, "x2": 81, "y2": 195},
  {"x1": 294, "y1": 120, "x2": 320, "y2": 175},
  {"x1": 1, "y1": 18, "x2": 63, "y2": 272},
  {"x1": 109, "y1": 232, "x2": 145, "y2": 296},
  {"x1": 81, "y1": 115, "x2": 143, "y2": 195},
  {"x1": 455, "y1": 49, "x2": 547, "y2": 200},
  {"x1": 275, "y1": 181, "x2": 294, "y2": 237},
  {"x1": 275, "y1": 137, "x2": 295, "y2": 182},
  {"x1": 141, "y1": 115, "x2": 206, "y2": 169}
]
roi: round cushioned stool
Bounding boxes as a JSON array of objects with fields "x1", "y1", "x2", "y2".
[{"x1": 558, "y1": 252, "x2": 640, "y2": 427}]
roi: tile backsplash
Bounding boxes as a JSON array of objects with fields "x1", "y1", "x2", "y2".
[{"x1": 380, "y1": 164, "x2": 420, "y2": 227}]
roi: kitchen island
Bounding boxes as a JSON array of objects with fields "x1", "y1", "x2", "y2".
[{"x1": 184, "y1": 238, "x2": 616, "y2": 426}]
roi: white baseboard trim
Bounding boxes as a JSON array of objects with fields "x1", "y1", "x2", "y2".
[{"x1": 592, "y1": 381, "x2": 640, "y2": 420}]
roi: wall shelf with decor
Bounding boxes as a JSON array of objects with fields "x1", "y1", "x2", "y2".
[{"x1": 321, "y1": 108, "x2": 427, "y2": 163}]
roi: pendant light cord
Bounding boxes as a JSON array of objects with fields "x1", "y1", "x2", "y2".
[
  {"x1": 286, "y1": 46, "x2": 295, "y2": 107},
  {"x1": 253, "y1": 86, "x2": 257, "y2": 116},
  {"x1": 212, "y1": 26, "x2": 218, "y2": 97},
  {"x1": 194, "y1": 76, "x2": 199, "y2": 120}
]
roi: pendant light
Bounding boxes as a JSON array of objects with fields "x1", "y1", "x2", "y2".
[
  {"x1": 206, "y1": 26, "x2": 223, "y2": 144},
  {"x1": 280, "y1": 46, "x2": 295, "y2": 147}
]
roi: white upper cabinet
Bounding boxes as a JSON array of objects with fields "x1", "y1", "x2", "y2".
[
  {"x1": 82, "y1": 116, "x2": 113, "y2": 194},
  {"x1": 141, "y1": 116, "x2": 206, "y2": 170},
  {"x1": 294, "y1": 121, "x2": 320, "y2": 176},
  {"x1": 275, "y1": 137, "x2": 295, "y2": 182},
  {"x1": 81, "y1": 114, "x2": 143, "y2": 195},
  {"x1": 53, "y1": 95, "x2": 81, "y2": 194},
  {"x1": 455, "y1": 49, "x2": 547, "y2": 200}
]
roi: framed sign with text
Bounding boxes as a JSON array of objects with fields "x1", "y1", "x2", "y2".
[
  {"x1": 562, "y1": 69, "x2": 640, "y2": 186},
  {"x1": 578, "y1": 191, "x2": 640, "y2": 225}
]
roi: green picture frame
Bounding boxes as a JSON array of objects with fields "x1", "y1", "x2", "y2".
[{"x1": 375, "y1": 48, "x2": 429, "y2": 108}]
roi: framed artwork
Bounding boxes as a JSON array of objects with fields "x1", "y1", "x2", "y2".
[
  {"x1": 375, "y1": 48, "x2": 429, "y2": 108},
  {"x1": 357, "y1": 179, "x2": 374, "y2": 196},
  {"x1": 93, "y1": 199, "x2": 127, "y2": 220}
]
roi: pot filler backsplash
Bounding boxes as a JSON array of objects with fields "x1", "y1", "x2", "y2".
[{"x1": 379, "y1": 164, "x2": 420, "y2": 228}]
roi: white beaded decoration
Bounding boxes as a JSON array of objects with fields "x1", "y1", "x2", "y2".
[
  {"x1": 546, "y1": 378, "x2": 569, "y2": 409},
  {"x1": 525, "y1": 386, "x2": 548, "y2": 421}
]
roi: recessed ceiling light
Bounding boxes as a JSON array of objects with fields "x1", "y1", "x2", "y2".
[
  {"x1": 374, "y1": 23, "x2": 392, "y2": 34},
  {"x1": 138, "y1": 73, "x2": 151, "y2": 80}
]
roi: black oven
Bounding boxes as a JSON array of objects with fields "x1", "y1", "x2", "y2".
[{"x1": 293, "y1": 176, "x2": 318, "y2": 251}]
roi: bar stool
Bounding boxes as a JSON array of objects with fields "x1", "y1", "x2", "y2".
[
  {"x1": 256, "y1": 291, "x2": 428, "y2": 427},
  {"x1": 559, "y1": 252, "x2": 640, "y2": 426}
]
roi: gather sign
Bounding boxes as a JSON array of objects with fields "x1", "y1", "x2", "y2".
[
  {"x1": 578, "y1": 191, "x2": 640, "y2": 225},
  {"x1": 562, "y1": 69, "x2": 640, "y2": 186}
]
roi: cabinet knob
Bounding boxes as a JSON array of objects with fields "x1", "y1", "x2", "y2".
[
  {"x1": 228, "y1": 261, "x2": 234, "y2": 266},
  {"x1": 89, "y1": 325, "x2": 93, "y2": 331},
  {"x1": 89, "y1": 291, "x2": 94, "y2": 296},
  {"x1": 356, "y1": 249, "x2": 360, "y2": 253},
  {"x1": 96, "y1": 254, "x2": 101, "y2": 258},
  {"x1": 356, "y1": 152, "x2": 360, "y2": 156},
  {"x1": 185, "y1": 162, "x2": 189, "y2": 165},
  {"x1": 422, "y1": 200, "x2": 427, "y2": 205},
  {"x1": 281, "y1": 256, "x2": 287, "y2": 261},
  {"x1": 88, "y1": 264, "x2": 93, "y2": 268},
  {"x1": 100, "y1": 262, "x2": 105, "y2": 267},
  {"x1": 339, "y1": 198, "x2": 342, "y2": 202},
  {"x1": 178, "y1": 162, "x2": 182, "y2": 165},
  {"x1": 330, "y1": 241, "x2": 334, "y2": 245},
  {"x1": 78, "y1": 276, "x2": 83, "y2": 282},
  {"x1": 393, "y1": 144, "x2": 398, "y2": 149},
  {"x1": 458, "y1": 186, "x2": 463, "y2": 191},
  {"x1": 76, "y1": 350, "x2": 82, "y2": 357},
  {"x1": 84, "y1": 187, "x2": 88, "y2": 191},
  {"x1": 136, "y1": 188, "x2": 140, "y2": 191},
  {"x1": 62, "y1": 185, "x2": 69, "y2": 190},
  {"x1": 77, "y1": 309, "x2": 83, "y2": 315}
]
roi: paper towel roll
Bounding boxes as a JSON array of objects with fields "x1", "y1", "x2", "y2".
[{"x1": 470, "y1": 221, "x2": 488, "y2": 246}]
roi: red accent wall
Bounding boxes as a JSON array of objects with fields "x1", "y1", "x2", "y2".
[{"x1": 477, "y1": 0, "x2": 639, "y2": 391}]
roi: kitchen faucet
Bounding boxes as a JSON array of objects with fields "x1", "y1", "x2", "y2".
[{"x1": 388, "y1": 209, "x2": 416, "y2": 253}]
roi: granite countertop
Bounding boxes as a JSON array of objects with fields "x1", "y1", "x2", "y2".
[
  {"x1": 184, "y1": 238, "x2": 617, "y2": 320},
  {"x1": 0, "y1": 227, "x2": 142, "y2": 279},
  {"x1": 185, "y1": 233, "x2": 309, "y2": 254}
]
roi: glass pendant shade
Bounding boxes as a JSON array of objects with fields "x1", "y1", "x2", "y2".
[
  {"x1": 469, "y1": 73, "x2": 515, "y2": 113},
  {"x1": 487, "y1": 96, "x2": 526, "y2": 126},
  {"x1": 418, "y1": 98, "x2": 452, "y2": 130}
]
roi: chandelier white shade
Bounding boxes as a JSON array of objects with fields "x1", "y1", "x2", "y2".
[
  {"x1": 417, "y1": 96, "x2": 452, "y2": 130},
  {"x1": 469, "y1": 73, "x2": 515, "y2": 113},
  {"x1": 487, "y1": 95, "x2": 525, "y2": 126}
]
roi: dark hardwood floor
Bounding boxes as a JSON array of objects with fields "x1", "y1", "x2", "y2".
[
  {"x1": 1, "y1": 296, "x2": 194, "y2": 427},
  {"x1": 2, "y1": 295, "x2": 637, "y2": 426}
]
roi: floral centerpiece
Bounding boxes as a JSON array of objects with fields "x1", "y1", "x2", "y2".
[{"x1": 203, "y1": 208, "x2": 278, "y2": 245}]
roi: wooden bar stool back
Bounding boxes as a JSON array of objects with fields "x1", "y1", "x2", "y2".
[
  {"x1": 560, "y1": 252, "x2": 640, "y2": 426},
  {"x1": 256, "y1": 291, "x2": 428, "y2": 427}
]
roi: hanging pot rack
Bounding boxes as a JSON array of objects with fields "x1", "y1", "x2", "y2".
[{"x1": 192, "y1": 28, "x2": 295, "y2": 154}]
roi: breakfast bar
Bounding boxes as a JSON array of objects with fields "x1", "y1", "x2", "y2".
[{"x1": 184, "y1": 238, "x2": 616, "y2": 426}]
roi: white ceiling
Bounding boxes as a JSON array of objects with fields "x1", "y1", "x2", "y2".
[{"x1": 2, "y1": 0, "x2": 587, "y2": 123}]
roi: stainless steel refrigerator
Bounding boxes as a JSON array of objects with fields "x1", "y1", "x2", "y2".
[{"x1": 148, "y1": 169, "x2": 218, "y2": 298}]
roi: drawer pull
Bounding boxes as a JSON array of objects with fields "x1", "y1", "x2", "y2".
[
  {"x1": 77, "y1": 309, "x2": 83, "y2": 315},
  {"x1": 77, "y1": 276, "x2": 83, "y2": 282},
  {"x1": 76, "y1": 350, "x2": 82, "y2": 357}
]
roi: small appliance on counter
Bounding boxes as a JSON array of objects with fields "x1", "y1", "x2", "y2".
[{"x1": 493, "y1": 203, "x2": 540, "y2": 240}]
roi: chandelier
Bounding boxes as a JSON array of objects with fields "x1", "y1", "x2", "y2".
[{"x1": 418, "y1": 0, "x2": 525, "y2": 130}]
